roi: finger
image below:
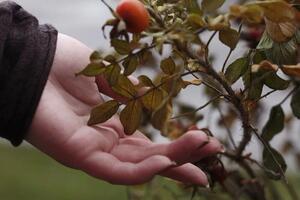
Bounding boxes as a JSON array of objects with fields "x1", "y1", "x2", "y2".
[
  {"x1": 160, "y1": 163, "x2": 209, "y2": 187},
  {"x1": 80, "y1": 152, "x2": 175, "y2": 185},
  {"x1": 112, "y1": 131, "x2": 223, "y2": 164}
]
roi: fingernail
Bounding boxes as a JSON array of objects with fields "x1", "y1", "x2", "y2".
[
  {"x1": 197, "y1": 141, "x2": 209, "y2": 149},
  {"x1": 220, "y1": 145, "x2": 226, "y2": 153},
  {"x1": 171, "y1": 161, "x2": 178, "y2": 166}
]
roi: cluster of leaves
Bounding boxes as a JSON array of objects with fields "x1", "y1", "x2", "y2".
[{"x1": 77, "y1": 0, "x2": 300, "y2": 199}]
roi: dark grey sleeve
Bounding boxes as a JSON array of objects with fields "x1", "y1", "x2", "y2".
[{"x1": 0, "y1": 1, "x2": 58, "y2": 146}]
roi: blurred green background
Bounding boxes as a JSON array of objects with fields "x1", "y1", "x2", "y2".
[{"x1": 0, "y1": 144, "x2": 127, "y2": 200}]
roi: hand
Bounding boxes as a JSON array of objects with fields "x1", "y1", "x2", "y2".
[{"x1": 26, "y1": 33, "x2": 223, "y2": 185}]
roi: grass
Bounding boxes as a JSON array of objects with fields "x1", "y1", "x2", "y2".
[
  {"x1": 1, "y1": 143, "x2": 300, "y2": 200},
  {"x1": 0, "y1": 144, "x2": 127, "y2": 200}
]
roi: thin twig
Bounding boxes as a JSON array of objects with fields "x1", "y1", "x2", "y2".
[
  {"x1": 221, "y1": 23, "x2": 243, "y2": 73},
  {"x1": 217, "y1": 106, "x2": 237, "y2": 149},
  {"x1": 205, "y1": 31, "x2": 218, "y2": 65},
  {"x1": 171, "y1": 95, "x2": 222, "y2": 119},
  {"x1": 256, "y1": 89, "x2": 277, "y2": 102},
  {"x1": 279, "y1": 86, "x2": 299, "y2": 105},
  {"x1": 250, "y1": 125, "x2": 287, "y2": 182}
]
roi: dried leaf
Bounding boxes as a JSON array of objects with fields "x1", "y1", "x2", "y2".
[
  {"x1": 282, "y1": 64, "x2": 300, "y2": 77},
  {"x1": 120, "y1": 100, "x2": 143, "y2": 135},
  {"x1": 88, "y1": 100, "x2": 120, "y2": 125},
  {"x1": 265, "y1": 18, "x2": 297, "y2": 43}
]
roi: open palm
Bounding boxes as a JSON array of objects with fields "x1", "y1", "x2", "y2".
[{"x1": 26, "y1": 34, "x2": 223, "y2": 185}]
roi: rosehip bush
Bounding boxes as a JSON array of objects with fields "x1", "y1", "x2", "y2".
[{"x1": 77, "y1": 0, "x2": 300, "y2": 199}]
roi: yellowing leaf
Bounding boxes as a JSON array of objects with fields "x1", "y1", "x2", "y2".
[
  {"x1": 111, "y1": 39, "x2": 132, "y2": 55},
  {"x1": 120, "y1": 100, "x2": 143, "y2": 135},
  {"x1": 230, "y1": 4, "x2": 263, "y2": 24},
  {"x1": 219, "y1": 28, "x2": 240, "y2": 49},
  {"x1": 282, "y1": 64, "x2": 300, "y2": 77},
  {"x1": 112, "y1": 75, "x2": 137, "y2": 98},
  {"x1": 255, "y1": 0, "x2": 295, "y2": 23},
  {"x1": 161, "y1": 57, "x2": 176, "y2": 75},
  {"x1": 138, "y1": 75, "x2": 154, "y2": 87},
  {"x1": 182, "y1": 79, "x2": 203, "y2": 87},
  {"x1": 76, "y1": 63, "x2": 106, "y2": 77},
  {"x1": 88, "y1": 100, "x2": 120, "y2": 125},
  {"x1": 201, "y1": 0, "x2": 225, "y2": 13},
  {"x1": 207, "y1": 15, "x2": 230, "y2": 30},
  {"x1": 187, "y1": 14, "x2": 206, "y2": 28},
  {"x1": 142, "y1": 89, "x2": 166, "y2": 111},
  {"x1": 123, "y1": 55, "x2": 139, "y2": 76},
  {"x1": 104, "y1": 64, "x2": 121, "y2": 86},
  {"x1": 151, "y1": 103, "x2": 173, "y2": 134}
]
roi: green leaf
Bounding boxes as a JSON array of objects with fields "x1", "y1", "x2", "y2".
[
  {"x1": 123, "y1": 55, "x2": 139, "y2": 76},
  {"x1": 291, "y1": 88, "x2": 300, "y2": 119},
  {"x1": 111, "y1": 39, "x2": 132, "y2": 55},
  {"x1": 225, "y1": 57, "x2": 249, "y2": 84},
  {"x1": 201, "y1": 0, "x2": 225, "y2": 13},
  {"x1": 248, "y1": 81, "x2": 264, "y2": 100},
  {"x1": 219, "y1": 28, "x2": 240, "y2": 49},
  {"x1": 104, "y1": 64, "x2": 121, "y2": 86},
  {"x1": 161, "y1": 57, "x2": 176, "y2": 75},
  {"x1": 104, "y1": 55, "x2": 117, "y2": 63},
  {"x1": 185, "y1": 0, "x2": 202, "y2": 15},
  {"x1": 264, "y1": 72, "x2": 290, "y2": 90},
  {"x1": 253, "y1": 51, "x2": 267, "y2": 64},
  {"x1": 75, "y1": 63, "x2": 106, "y2": 77},
  {"x1": 142, "y1": 89, "x2": 166, "y2": 111},
  {"x1": 89, "y1": 51, "x2": 102, "y2": 62},
  {"x1": 257, "y1": 31, "x2": 274, "y2": 50},
  {"x1": 112, "y1": 75, "x2": 137, "y2": 98},
  {"x1": 120, "y1": 100, "x2": 143, "y2": 135},
  {"x1": 262, "y1": 105, "x2": 284, "y2": 142},
  {"x1": 263, "y1": 146, "x2": 287, "y2": 180},
  {"x1": 88, "y1": 100, "x2": 120, "y2": 125}
]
